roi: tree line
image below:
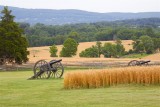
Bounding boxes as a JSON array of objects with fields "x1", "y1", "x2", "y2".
[
  {"x1": 50, "y1": 36, "x2": 160, "y2": 58},
  {"x1": 19, "y1": 18, "x2": 160, "y2": 47}
]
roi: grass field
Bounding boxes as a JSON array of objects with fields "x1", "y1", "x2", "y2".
[
  {"x1": 0, "y1": 70, "x2": 160, "y2": 107},
  {"x1": 122, "y1": 53, "x2": 148, "y2": 58}
]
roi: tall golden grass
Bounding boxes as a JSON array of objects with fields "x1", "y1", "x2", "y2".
[{"x1": 64, "y1": 66, "x2": 160, "y2": 89}]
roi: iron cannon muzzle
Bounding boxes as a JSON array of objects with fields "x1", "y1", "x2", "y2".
[{"x1": 49, "y1": 59, "x2": 62, "y2": 65}]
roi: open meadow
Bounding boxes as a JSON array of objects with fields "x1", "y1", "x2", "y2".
[
  {"x1": 0, "y1": 69, "x2": 160, "y2": 107},
  {"x1": 1, "y1": 40, "x2": 160, "y2": 107}
]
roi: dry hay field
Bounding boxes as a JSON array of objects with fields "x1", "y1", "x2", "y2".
[
  {"x1": 28, "y1": 40, "x2": 134, "y2": 63},
  {"x1": 64, "y1": 66, "x2": 160, "y2": 89},
  {"x1": 143, "y1": 52, "x2": 160, "y2": 60},
  {"x1": 27, "y1": 40, "x2": 160, "y2": 67}
]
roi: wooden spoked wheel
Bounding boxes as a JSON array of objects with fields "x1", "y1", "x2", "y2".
[
  {"x1": 33, "y1": 60, "x2": 51, "y2": 79},
  {"x1": 128, "y1": 60, "x2": 140, "y2": 66},
  {"x1": 50, "y1": 60, "x2": 64, "y2": 78}
]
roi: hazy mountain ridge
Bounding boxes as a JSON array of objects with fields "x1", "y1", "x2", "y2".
[{"x1": 0, "y1": 5, "x2": 160, "y2": 25}]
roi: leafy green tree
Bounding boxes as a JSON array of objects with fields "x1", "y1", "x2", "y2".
[
  {"x1": 140, "y1": 36, "x2": 154, "y2": 54},
  {"x1": 102, "y1": 43, "x2": 116, "y2": 58},
  {"x1": 133, "y1": 40, "x2": 145, "y2": 53},
  {"x1": 96, "y1": 41, "x2": 102, "y2": 57},
  {"x1": 49, "y1": 45, "x2": 58, "y2": 57},
  {"x1": 60, "y1": 38, "x2": 78, "y2": 57},
  {"x1": 116, "y1": 28, "x2": 134, "y2": 40},
  {"x1": 95, "y1": 29, "x2": 114, "y2": 41},
  {"x1": 79, "y1": 46, "x2": 99, "y2": 58},
  {"x1": 19, "y1": 22, "x2": 30, "y2": 34},
  {"x1": 68, "y1": 31, "x2": 80, "y2": 42},
  {"x1": 144, "y1": 27, "x2": 155, "y2": 37},
  {"x1": 133, "y1": 36, "x2": 154, "y2": 54},
  {"x1": 115, "y1": 39, "x2": 125, "y2": 57},
  {"x1": 79, "y1": 42, "x2": 101, "y2": 58},
  {"x1": 54, "y1": 35, "x2": 67, "y2": 45},
  {"x1": 152, "y1": 38, "x2": 160, "y2": 52},
  {"x1": 0, "y1": 7, "x2": 29, "y2": 64},
  {"x1": 101, "y1": 40, "x2": 125, "y2": 58}
]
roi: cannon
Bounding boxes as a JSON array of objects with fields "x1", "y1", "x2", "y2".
[
  {"x1": 28, "y1": 59, "x2": 64, "y2": 79},
  {"x1": 128, "y1": 60, "x2": 150, "y2": 66}
]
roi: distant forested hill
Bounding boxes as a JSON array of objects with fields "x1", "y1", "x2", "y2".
[
  {"x1": 0, "y1": 5, "x2": 160, "y2": 25},
  {"x1": 17, "y1": 17, "x2": 160, "y2": 47}
]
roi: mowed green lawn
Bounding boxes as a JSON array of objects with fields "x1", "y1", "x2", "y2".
[{"x1": 0, "y1": 70, "x2": 160, "y2": 107}]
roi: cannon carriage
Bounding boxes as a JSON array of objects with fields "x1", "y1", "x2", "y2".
[
  {"x1": 128, "y1": 60, "x2": 151, "y2": 66},
  {"x1": 28, "y1": 59, "x2": 64, "y2": 79}
]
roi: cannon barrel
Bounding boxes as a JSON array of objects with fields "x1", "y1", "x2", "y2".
[
  {"x1": 38, "y1": 59, "x2": 62, "y2": 68},
  {"x1": 49, "y1": 59, "x2": 62, "y2": 65},
  {"x1": 139, "y1": 60, "x2": 150, "y2": 65}
]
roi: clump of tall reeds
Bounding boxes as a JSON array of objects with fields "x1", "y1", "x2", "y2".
[{"x1": 64, "y1": 66, "x2": 160, "y2": 89}]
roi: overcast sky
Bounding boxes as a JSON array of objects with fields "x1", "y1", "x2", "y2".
[{"x1": 1, "y1": 0, "x2": 160, "y2": 13}]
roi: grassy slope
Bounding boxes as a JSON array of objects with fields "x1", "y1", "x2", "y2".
[{"x1": 0, "y1": 71, "x2": 160, "y2": 107}]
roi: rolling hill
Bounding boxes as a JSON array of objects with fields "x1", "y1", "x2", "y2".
[{"x1": 0, "y1": 5, "x2": 160, "y2": 25}]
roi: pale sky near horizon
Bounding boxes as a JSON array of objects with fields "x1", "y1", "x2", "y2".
[{"x1": 1, "y1": 0, "x2": 160, "y2": 13}]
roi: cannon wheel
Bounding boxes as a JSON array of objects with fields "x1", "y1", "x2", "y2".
[
  {"x1": 50, "y1": 60, "x2": 64, "y2": 78},
  {"x1": 128, "y1": 60, "x2": 140, "y2": 66},
  {"x1": 33, "y1": 60, "x2": 51, "y2": 79}
]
